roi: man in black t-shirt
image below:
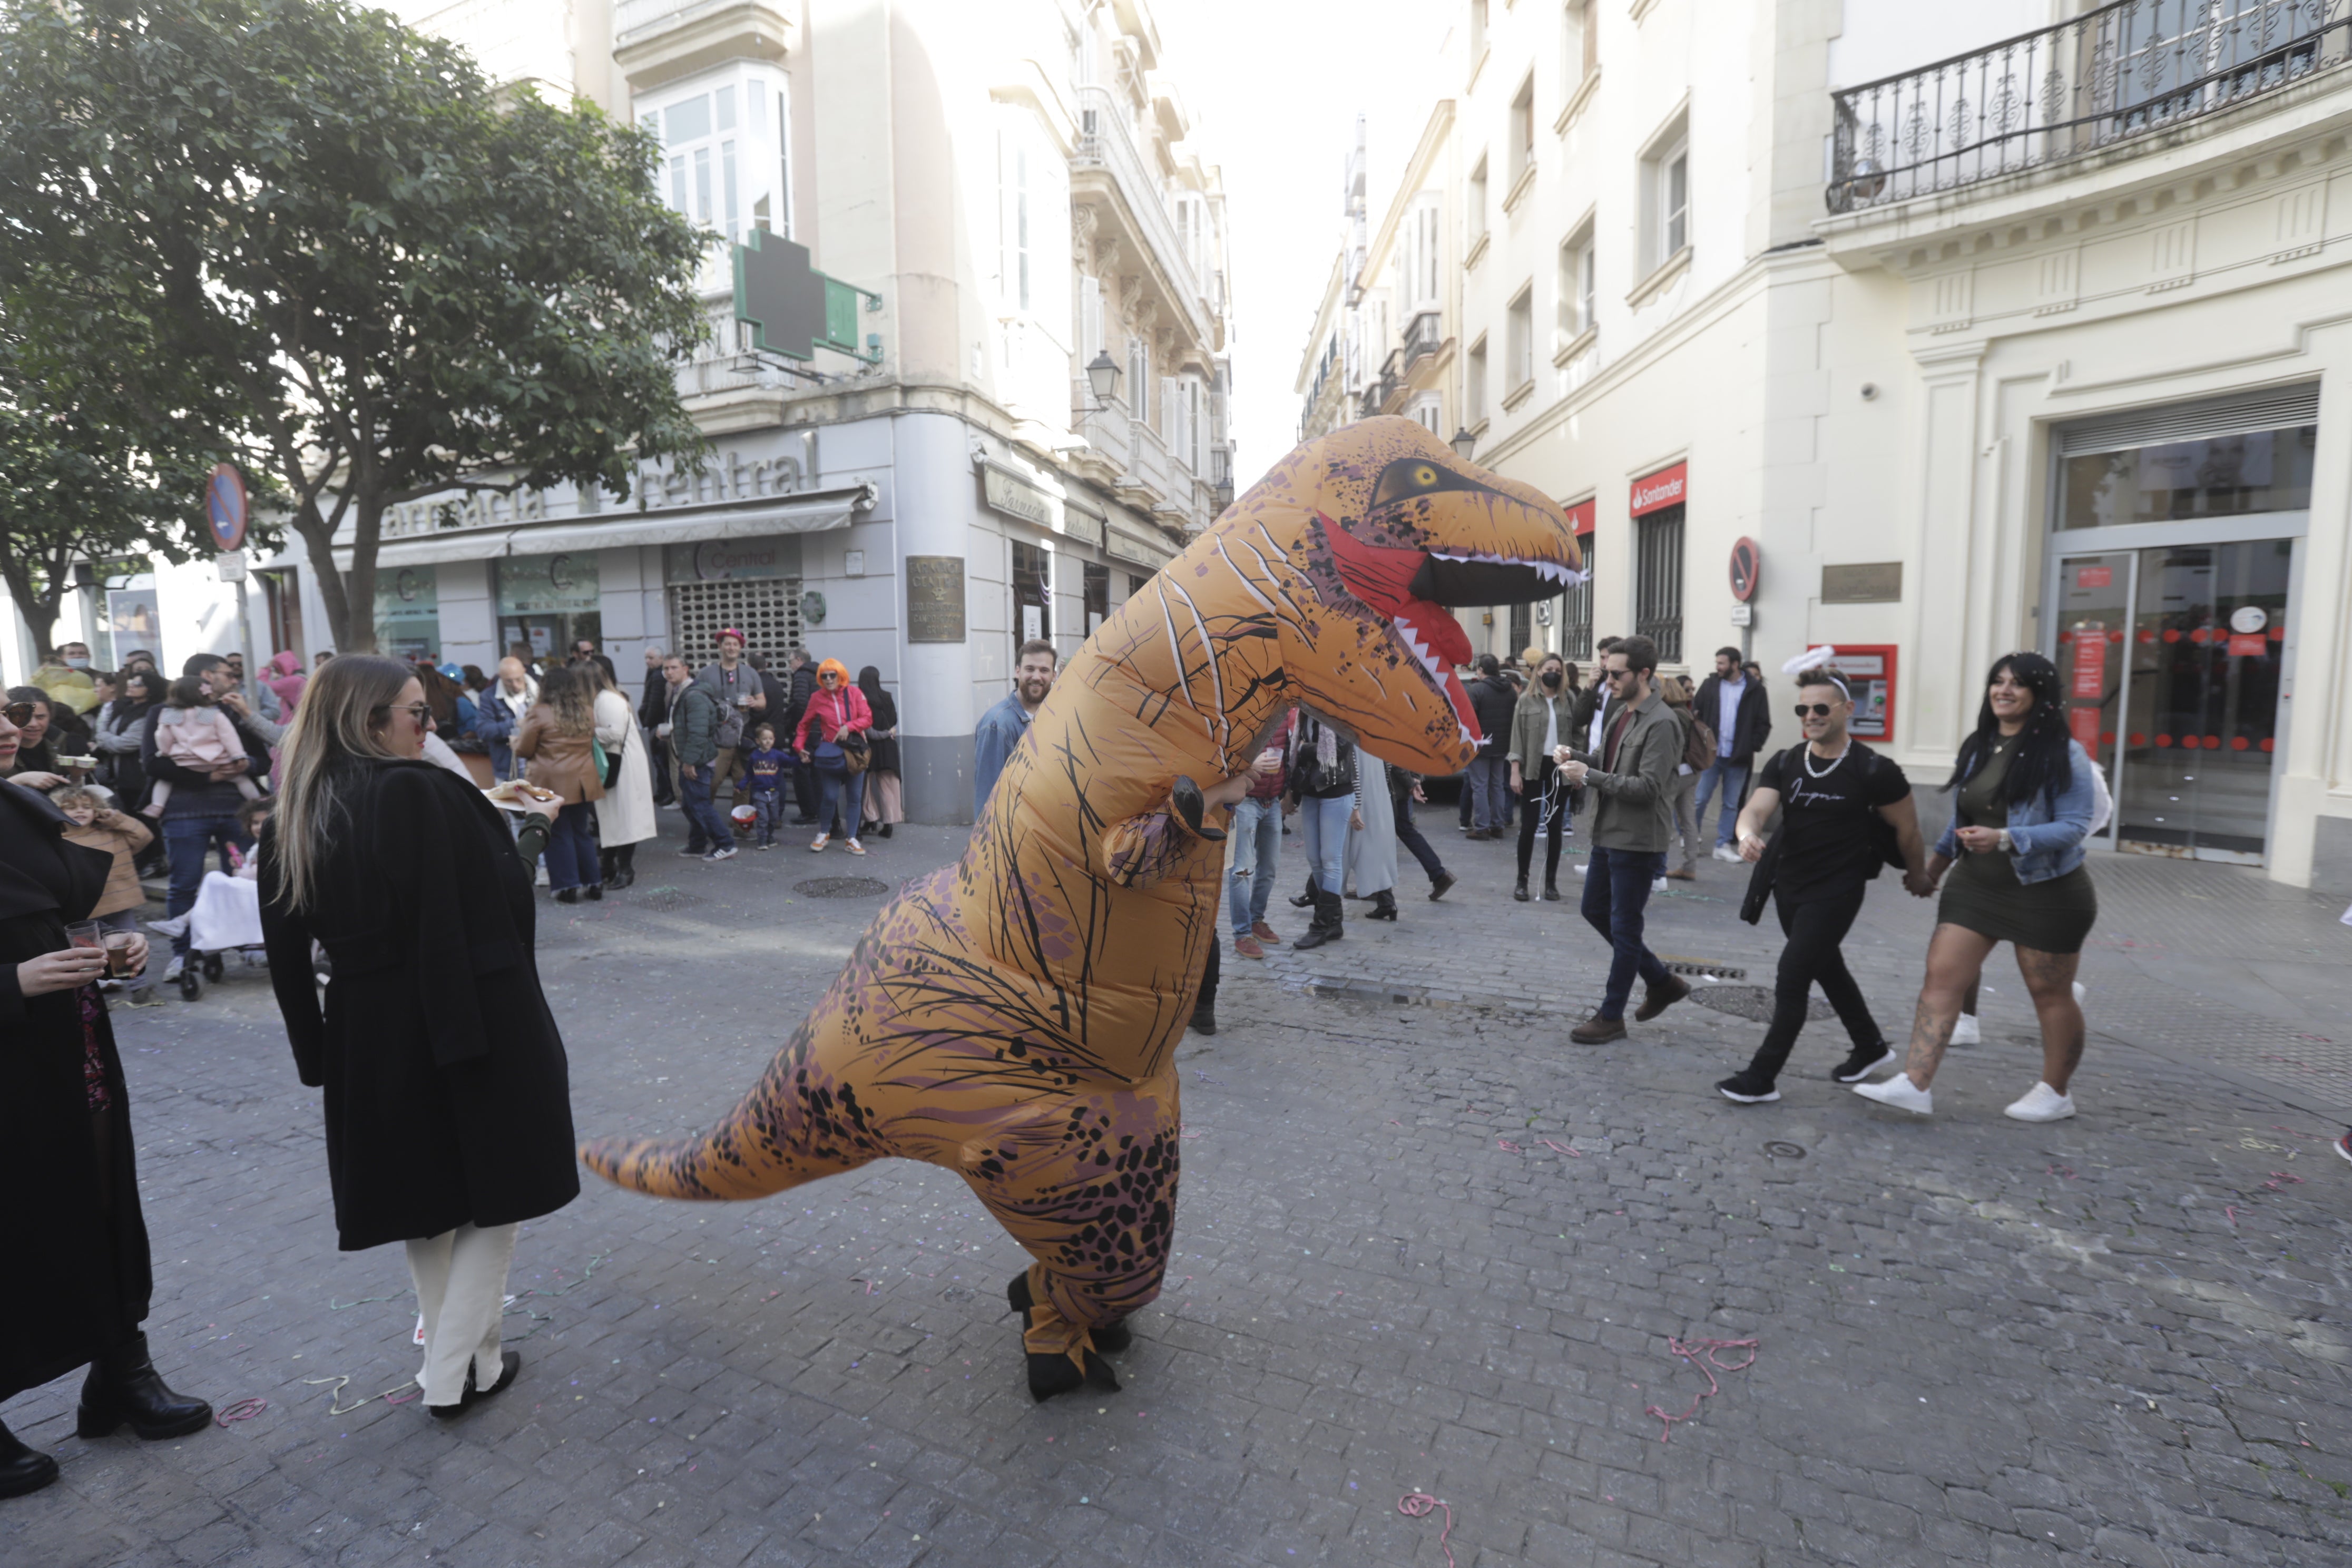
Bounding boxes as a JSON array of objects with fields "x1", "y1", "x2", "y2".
[{"x1": 1716, "y1": 671, "x2": 1933, "y2": 1103}]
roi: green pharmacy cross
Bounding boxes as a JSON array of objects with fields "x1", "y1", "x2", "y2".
[{"x1": 733, "y1": 230, "x2": 883, "y2": 364}]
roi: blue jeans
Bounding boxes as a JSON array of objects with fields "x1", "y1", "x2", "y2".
[
  {"x1": 1694, "y1": 758, "x2": 1750, "y2": 847},
  {"x1": 1227, "y1": 797, "x2": 1282, "y2": 936},
  {"x1": 678, "y1": 767, "x2": 731, "y2": 853},
  {"x1": 814, "y1": 766, "x2": 852, "y2": 838},
  {"x1": 1467, "y1": 753, "x2": 1511, "y2": 831},
  {"x1": 163, "y1": 814, "x2": 249, "y2": 957},
  {"x1": 1298, "y1": 793, "x2": 1352, "y2": 896},
  {"x1": 1580, "y1": 846, "x2": 1672, "y2": 1020},
  {"x1": 751, "y1": 789, "x2": 782, "y2": 845},
  {"x1": 545, "y1": 802, "x2": 599, "y2": 890}
]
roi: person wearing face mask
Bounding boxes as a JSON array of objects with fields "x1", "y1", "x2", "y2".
[
  {"x1": 258, "y1": 655, "x2": 576, "y2": 1419},
  {"x1": 1506, "y1": 654, "x2": 1578, "y2": 901}
]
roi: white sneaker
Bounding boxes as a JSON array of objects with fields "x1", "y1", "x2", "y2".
[
  {"x1": 163, "y1": 954, "x2": 185, "y2": 983},
  {"x1": 1853, "y1": 1075, "x2": 1933, "y2": 1115},
  {"x1": 1573, "y1": 861, "x2": 1588, "y2": 876},
  {"x1": 1949, "y1": 1014, "x2": 1982, "y2": 1045},
  {"x1": 2004, "y1": 1081, "x2": 2076, "y2": 1122},
  {"x1": 809, "y1": 834, "x2": 830, "y2": 852},
  {"x1": 1651, "y1": 876, "x2": 1669, "y2": 892},
  {"x1": 2072, "y1": 981, "x2": 2086, "y2": 1006},
  {"x1": 1711, "y1": 845, "x2": 1742, "y2": 863},
  {"x1": 146, "y1": 914, "x2": 190, "y2": 940}
]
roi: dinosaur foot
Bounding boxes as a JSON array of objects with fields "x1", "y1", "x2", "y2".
[
  {"x1": 1027, "y1": 1349, "x2": 1122, "y2": 1404},
  {"x1": 1170, "y1": 777, "x2": 1228, "y2": 842},
  {"x1": 1006, "y1": 1270, "x2": 1133, "y2": 1352}
]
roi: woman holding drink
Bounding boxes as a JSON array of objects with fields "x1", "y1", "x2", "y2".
[{"x1": 1, "y1": 705, "x2": 211, "y2": 1500}]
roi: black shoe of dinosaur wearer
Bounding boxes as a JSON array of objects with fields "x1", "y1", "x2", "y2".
[
  {"x1": 1007, "y1": 1271, "x2": 1132, "y2": 1351},
  {"x1": 75, "y1": 1334, "x2": 211, "y2": 1440},
  {"x1": 0, "y1": 1420, "x2": 59, "y2": 1498},
  {"x1": 1026, "y1": 1348, "x2": 1122, "y2": 1403}
]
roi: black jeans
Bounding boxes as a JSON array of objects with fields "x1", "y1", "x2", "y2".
[
  {"x1": 1745, "y1": 885, "x2": 1885, "y2": 1082},
  {"x1": 1516, "y1": 760, "x2": 1570, "y2": 881},
  {"x1": 1394, "y1": 793, "x2": 1447, "y2": 885}
]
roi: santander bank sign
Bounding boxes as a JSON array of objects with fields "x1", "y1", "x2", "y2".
[{"x1": 1630, "y1": 462, "x2": 1688, "y2": 517}]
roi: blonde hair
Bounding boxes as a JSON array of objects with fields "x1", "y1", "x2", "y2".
[{"x1": 266, "y1": 654, "x2": 414, "y2": 914}]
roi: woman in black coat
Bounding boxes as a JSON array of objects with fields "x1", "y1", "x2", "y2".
[
  {"x1": 856, "y1": 665, "x2": 903, "y2": 838},
  {"x1": 0, "y1": 706, "x2": 210, "y2": 1500},
  {"x1": 258, "y1": 655, "x2": 578, "y2": 1418}
]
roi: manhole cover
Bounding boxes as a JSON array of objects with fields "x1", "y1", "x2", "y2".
[
  {"x1": 1690, "y1": 984, "x2": 1832, "y2": 1024},
  {"x1": 631, "y1": 886, "x2": 704, "y2": 912},
  {"x1": 795, "y1": 877, "x2": 891, "y2": 899},
  {"x1": 1763, "y1": 1141, "x2": 1807, "y2": 1160}
]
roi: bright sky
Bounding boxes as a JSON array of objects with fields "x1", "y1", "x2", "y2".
[{"x1": 1153, "y1": 0, "x2": 1456, "y2": 493}]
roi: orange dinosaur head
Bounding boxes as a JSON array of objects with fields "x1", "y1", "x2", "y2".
[{"x1": 1221, "y1": 416, "x2": 1583, "y2": 776}]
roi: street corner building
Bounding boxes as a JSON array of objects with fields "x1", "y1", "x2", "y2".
[
  {"x1": 1297, "y1": 0, "x2": 2352, "y2": 898},
  {"x1": 4, "y1": 0, "x2": 1237, "y2": 829}
]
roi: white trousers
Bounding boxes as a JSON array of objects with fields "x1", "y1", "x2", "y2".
[{"x1": 405, "y1": 1221, "x2": 520, "y2": 1407}]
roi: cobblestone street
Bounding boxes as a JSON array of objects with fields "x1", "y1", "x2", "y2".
[{"x1": 6, "y1": 814, "x2": 2351, "y2": 1568}]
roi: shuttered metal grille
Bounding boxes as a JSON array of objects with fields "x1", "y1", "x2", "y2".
[
  {"x1": 2057, "y1": 385, "x2": 2320, "y2": 457},
  {"x1": 665, "y1": 579, "x2": 803, "y2": 662},
  {"x1": 1634, "y1": 508, "x2": 1684, "y2": 664}
]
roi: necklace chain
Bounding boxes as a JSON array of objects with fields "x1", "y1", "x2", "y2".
[{"x1": 1802, "y1": 741, "x2": 1850, "y2": 779}]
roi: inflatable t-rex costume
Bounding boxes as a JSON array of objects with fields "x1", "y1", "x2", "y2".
[{"x1": 581, "y1": 418, "x2": 1582, "y2": 1398}]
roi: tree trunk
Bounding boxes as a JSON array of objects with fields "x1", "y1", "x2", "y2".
[
  {"x1": 344, "y1": 485, "x2": 387, "y2": 658},
  {"x1": 287, "y1": 496, "x2": 364, "y2": 655},
  {"x1": 0, "y1": 560, "x2": 62, "y2": 666}
]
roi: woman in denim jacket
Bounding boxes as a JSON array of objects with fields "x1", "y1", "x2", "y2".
[{"x1": 1856, "y1": 653, "x2": 2099, "y2": 1123}]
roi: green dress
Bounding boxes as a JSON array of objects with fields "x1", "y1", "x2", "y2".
[{"x1": 1938, "y1": 740, "x2": 2099, "y2": 954}]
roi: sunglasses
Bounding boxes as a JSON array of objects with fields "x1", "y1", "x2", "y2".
[
  {"x1": 376, "y1": 701, "x2": 433, "y2": 724},
  {"x1": 1794, "y1": 702, "x2": 1841, "y2": 718},
  {"x1": 2, "y1": 701, "x2": 33, "y2": 727}
]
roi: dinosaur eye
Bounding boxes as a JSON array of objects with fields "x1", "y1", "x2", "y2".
[{"x1": 1370, "y1": 456, "x2": 1477, "y2": 509}]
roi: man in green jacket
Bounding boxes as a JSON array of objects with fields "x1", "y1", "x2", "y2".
[
  {"x1": 664, "y1": 655, "x2": 736, "y2": 861},
  {"x1": 1557, "y1": 634, "x2": 1691, "y2": 1043}
]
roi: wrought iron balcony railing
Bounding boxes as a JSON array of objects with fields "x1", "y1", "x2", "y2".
[
  {"x1": 1399, "y1": 310, "x2": 1444, "y2": 372},
  {"x1": 1827, "y1": 0, "x2": 2352, "y2": 213}
]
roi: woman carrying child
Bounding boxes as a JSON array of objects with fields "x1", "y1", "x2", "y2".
[{"x1": 143, "y1": 677, "x2": 264, "y2": 818}]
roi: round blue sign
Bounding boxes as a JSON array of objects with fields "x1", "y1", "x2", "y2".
[{"x1": 206, "y1": 463, "x2": 248, "y2": 552}]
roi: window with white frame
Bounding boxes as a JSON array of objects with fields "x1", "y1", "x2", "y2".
[
  {"x1": 638, "y1": 67, "x2": 792, "y2": 244},
  {"x1": 1403, "y1": 195, "x2": 1443, "y2": 310},
  {"x1": 1128, "y1": 333, "x2": 1151, "y2": 424},
  {"x1": 1557, "y1": 220, "x2": 1595, "y2": 346},
  {"x1": 1465, "y1": 337, "x2": 1488, "y2": 427},
  {"x1": 994, "y1": 107, "x2": 1072, "y2": 414},
  {"x1": 1564, "y1": 0, "x2": 1596, "y2": 87},
  {"x1": 1469, "y1": 0, "x2": 1487, "y2": 62},
  {"x1": 1174, "y1": 193, "x2": 1208, "y2": 281},
  {"x1": 1467, "y1": 156, "x2": 1489, "y2": 244},
  {"x1": 1408, "y1": 394, "x2": 1444, "y2": 434},
  {"x1": 1508, "y1": 74, "x2": 1536, "y2": 187},
  {"x1": 1506, "y1": 285, "x2": 1534, "y2": 393},
  {"x1": 1638, "y1": 112, "x2": 1690, "y2": 277}
]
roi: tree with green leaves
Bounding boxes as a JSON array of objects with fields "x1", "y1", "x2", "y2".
[{"x1": 0, "y1": 0, "x2": 710, "y2": 653}]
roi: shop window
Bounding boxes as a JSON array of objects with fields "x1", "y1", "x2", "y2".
[
  {"x1": 1084, "y1": 561, "x2": 1110, "y2": 636},
  {"x1": 1508, "y1": 601, "x2": 1532, "y2": 656},
  {"x1": 1012, "y1": 541, "x2": 1052, "y2": 660},
  {"x1": 1561, "y1": 532, "x2": 1593, "y2": 660},
  {"x1": 496, "y1": 552, "x2": 602, "y2": 664},
  {"x1": 1634, "y1": 507, "x2": 1683, "y2": 664},
  {"x1": 2059, "y1": 424, "x2": 2317, "y2": 530},
  {"x1": 376, "y1": 565, "x2": 443, "y2": 664}
]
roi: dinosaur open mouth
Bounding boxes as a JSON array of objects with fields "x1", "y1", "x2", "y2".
[{"x1": 1320, "y1": 518, "x2": 1583, "y2": 743}]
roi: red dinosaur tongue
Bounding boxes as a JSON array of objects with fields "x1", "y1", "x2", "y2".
[{"x1": 1321, "y1": 515, "x2": 1483, "y2": 739}]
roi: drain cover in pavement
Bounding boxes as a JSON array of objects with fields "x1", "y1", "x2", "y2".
[
  {"x1": 1690, "y1": 984, "x2": 1832, "y2": 1024},
  {"x1": 632, "y1": 886, "x2": 704, "y2": 912},
  {"x1": 795, "y1": 877, "x2": 891, "y2": 898}
]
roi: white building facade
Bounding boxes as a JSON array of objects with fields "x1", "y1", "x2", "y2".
[
  {"x1": 1308, "y1": 0, "x2": 2352, "y2": 893},
  {"x1": 5, "y1": 0, "x2": 1236, "y2": 825}
]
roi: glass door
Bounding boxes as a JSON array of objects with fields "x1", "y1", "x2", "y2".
[
  {"x1": 2053, "y1": 552, "x2": 2132, "y2": 839},
  {"x1": 2115, "y1": 540, "x2": 2291, "y2": 861}
]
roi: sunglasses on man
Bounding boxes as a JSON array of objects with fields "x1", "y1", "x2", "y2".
[{"x1": 1793, "y1": 701, "x2": 1843, "y2": 718}]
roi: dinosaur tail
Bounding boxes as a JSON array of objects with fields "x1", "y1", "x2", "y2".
[{"x1": 577, "y1": 1043, "x2": 881, "y2": 1201}]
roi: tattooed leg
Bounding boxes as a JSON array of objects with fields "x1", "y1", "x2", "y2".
[
  {"x1": 1903, "y1": 924, "x2": 1997, "y2": 1090},
  {"x1": 2015, "y1": 945, "x2": 2085, "y2": 1093}
]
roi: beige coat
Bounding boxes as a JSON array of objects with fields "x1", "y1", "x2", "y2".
[
  {"x1": 515, "y1": 704, "x2": 606, "y2": 806},
  {"x1": 63, "y1": 811, "x2": 154, "y2": 918}
]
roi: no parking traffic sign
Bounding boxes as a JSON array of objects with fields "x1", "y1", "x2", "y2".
[{"x1": 205, "y1": 463, "x2": 248, "y2": 553}]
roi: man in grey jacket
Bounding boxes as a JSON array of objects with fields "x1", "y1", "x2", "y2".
[{"x1": 1557, "y1": 634, "x2": 1692, "y2": 1043}]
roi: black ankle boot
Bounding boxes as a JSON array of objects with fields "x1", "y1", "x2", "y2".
[
  {"x1": 1542, "y1": 879, "x2": 1562, "y2": 901},
  {"x1": 1368, "y1": 890, "x2": 1398, "y2": 920},
  {"x1": 0, "y1": 1420, "x2": 58, "y2": 1498},
  {"x1": 76, "y1": 1334, "x2": 211, "y2": 1440},
  {"x1": 1293, "y1": 888, "x2": 1344, "y2": 949},
  {"x1": 1513, "y1": 876, "x2": 1531, "y2": 901},
  {"x1": 1189, "y1": 999, "x2": 1217, "y2": 1035}
]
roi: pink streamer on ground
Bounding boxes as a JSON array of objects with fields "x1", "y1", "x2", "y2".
[
  {"x1": 1398, "y1": 1492, "x2": 1454, "y2": 1568},
  {"x1": 1644, "y1": 1337, "x2": 1758, "y2": 1443},
  {"x1": 1537, "y1": 1139, "x2": 1579, "y2": 1157},
  {"x1": 213, "y1": 1397, "x2": 267, "y2": 1427}
]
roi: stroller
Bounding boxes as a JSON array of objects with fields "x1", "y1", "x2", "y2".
[{"x1": 164, "y1": 867, "x2": 269, "y2": 1001}]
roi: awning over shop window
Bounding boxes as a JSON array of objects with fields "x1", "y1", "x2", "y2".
[{"x1": 336, "y1": 484, "x2": 875, "y2": 569}]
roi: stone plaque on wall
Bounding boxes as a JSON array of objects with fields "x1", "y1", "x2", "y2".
[
  {"x1": 906, "y1": 555, "x2": 966, "y2": 643},
  {"x1": 1821, "y1": 562, "x2": 1903, "y2": 604}
]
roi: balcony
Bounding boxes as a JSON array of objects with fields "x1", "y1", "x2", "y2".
[
  {"x1": 613, "y1": 0, "x2": 792, "y2": 91},
  {"x1": 1827, "y1": 0, "x2": 2352, "y2": 213},
  {"x1": 1072, "y1": 85, "x2": 1212, "y2": 345},
  {"x1": 1398, "y1": 310, "x2": 1445, "y2": 373}
]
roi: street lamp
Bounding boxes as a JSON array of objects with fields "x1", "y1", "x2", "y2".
[
  {"x1": 1449, "y1": 427, "x2": 1476, "y2": 460},
  {"x1": 1085, "y1": 350, "x2": 1120, "y2": 408},
  {"x1": 1214, "y1": 475, "x2": 1234, "y2": 510}
]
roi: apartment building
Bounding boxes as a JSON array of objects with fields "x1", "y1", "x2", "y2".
[
  {"x1": 13, "y1": 0, "x2": 1235, "y2": 822},
  {"x1": 1308, "y1": 0, "x2": 2352, "y2": 892}
]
